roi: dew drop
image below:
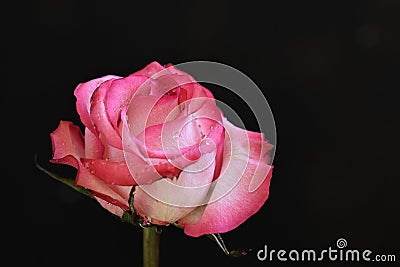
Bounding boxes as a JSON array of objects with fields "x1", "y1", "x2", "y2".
[{"x1": 210, "y1": 124, "x2": 219, "y2": 131}]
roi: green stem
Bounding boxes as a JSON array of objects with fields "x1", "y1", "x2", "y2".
[{"x1": 143, "y1": 226, "x2": 160, "y2": 267}]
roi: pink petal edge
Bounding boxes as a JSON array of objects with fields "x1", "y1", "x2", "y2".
[{"x1": 181, "y1": 120, "x2": 274, "y2": 237}]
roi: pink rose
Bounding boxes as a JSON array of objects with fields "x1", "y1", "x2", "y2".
[{"x1": 50, "y1": 61, "x2": 273, "y2": 237}]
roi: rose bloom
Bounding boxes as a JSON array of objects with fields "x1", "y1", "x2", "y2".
[{"x1": 50, "y1": 62, "x2": 273, "y2": 237}]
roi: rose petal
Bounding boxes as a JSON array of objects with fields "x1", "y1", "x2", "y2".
[
  {"x1": 124, "y1": 73, "x2": 193, "y2": 138},
  {"x1": 90, "y1": 80, "x2": 122, "y2": 149},
  {"x1": 75, "y1": 164, "x2": 131, "y2": 211},
  {"x1": 74, "y1": 75, "x2": 120, "y2": 134},
  {"x1": 95, "y1": 197, "x2": 125, "y2": 217},
  {"x1": 178, "y1": 83, "x2": 215, "y2": 104},
  {"x1": 84, "y1": 127, "x2": 104, "y2": 159},
  {"x1": 180, "y1": 120, "x2": 274, "y2": 237},
  {"x1": 101, "y1": 140, "x2": 125, "y2": 161},
  {"x1": 122, "y1": 104, "x2": 224, "y2": 187},
  {"x1": 50, "y1": 121, "x2": 84, "y2": 168},
  {"x1": 134, "y1": 151, "x2": 216, "y2": 223},
  {"x1": 135, "y1": 97, "x2": 223, "y2": 156},
  {"x1": 81, "y1": 159, "x2": 137, "y2": 186},
  {"x1": 126, "y1": 93, "x2": 180, "y2": 137},
  {"x1": 132, "y1": 61, "x2": 166, "y2": 77},
  {"x1": 105, "y1": 75, "x2": 149, "y2": 129},
  {"x1": 50, "y1": 122, "x2": 131, "y2": 212},
  {"x1": 213, "y1": 131, "x2": 225, "y2": 180}
]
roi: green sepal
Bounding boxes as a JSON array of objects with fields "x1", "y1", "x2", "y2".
[
  {"x1": 35, "y1": 155, "x2": 94, "y2": 199},
  {"x1": 118, "y1": 186, "x2": 141, "y2": 226},
  {"x1": 121, "y1": 210, "x2": 140, "y2": 226}
]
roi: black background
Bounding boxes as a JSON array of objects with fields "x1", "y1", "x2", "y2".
[{"x1": 8, "y1": 1, "x2": 400, "y2": 266}]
